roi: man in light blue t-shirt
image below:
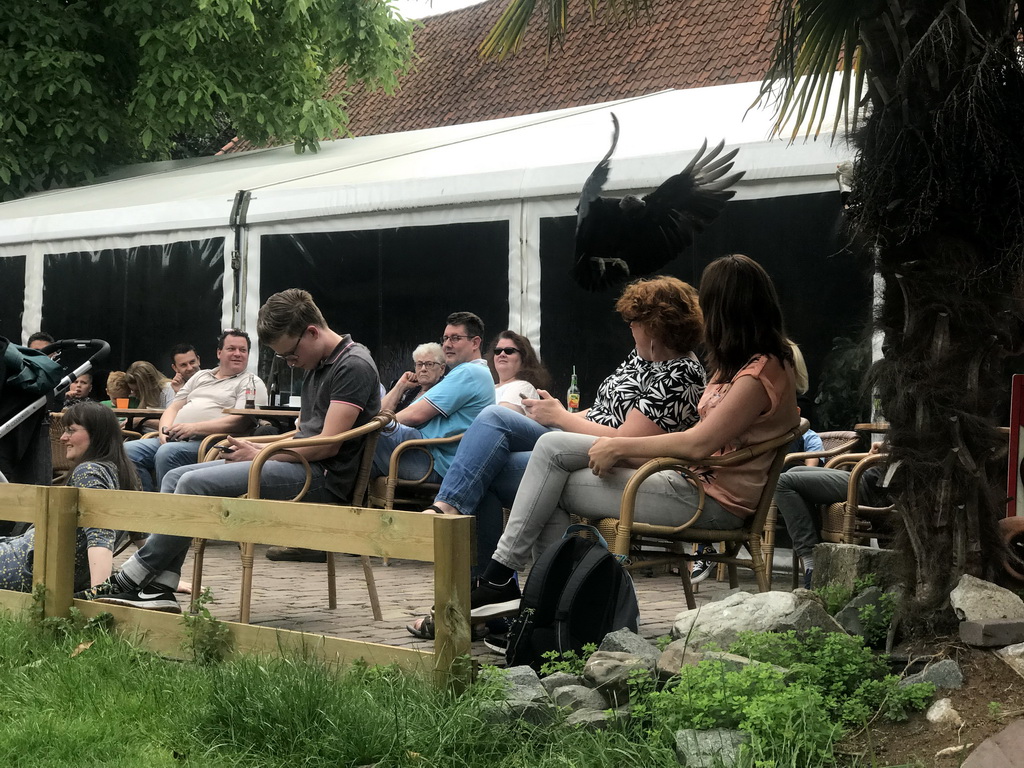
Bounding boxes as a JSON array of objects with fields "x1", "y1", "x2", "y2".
[{"x1": 373, "y1": 311, "x2": 494, "y2": 481}]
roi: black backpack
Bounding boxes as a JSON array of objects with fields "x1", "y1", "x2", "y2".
[{"x1": 505, "y1": 524, "x2": 640, "y2": 670}]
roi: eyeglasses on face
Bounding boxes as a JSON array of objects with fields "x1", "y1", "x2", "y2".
[
  {"x1": 441, "y1": 334, "x2": 476, "y2": 344},
  {"x1": 493, "y1": 347, "x2": 521, "y2": 356},
  {"x1": 414, "y1": 361, "x2": 443, "y2": 369},
  {"x1": 274, "y1": 328, "x2": 307, "y2": 362}
]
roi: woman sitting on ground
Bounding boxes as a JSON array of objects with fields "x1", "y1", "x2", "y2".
[
  {"x1": 487, "y1": 330, "x2": 551, "y2": 416},
  {"x1": 384, "y1": 343, "x2": 447, "y2": 413},
  {"x1": 407, "y1": 276, "x2": 705, "y2": 639},
  {"x1": 469, "y1": 254, "x2": 799, "y2": 621},
  {"x1": 0, "y1": 401, "x2": 142, "y2": 592}
]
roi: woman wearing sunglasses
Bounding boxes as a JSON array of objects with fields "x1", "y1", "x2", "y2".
[
  {"x1": 0, "y1": 401, "x2": 141, "y2": 592},
  {"x1": 487, "y1": 331, "x2": 551, "y2": 416},
  {"x1": 407, "y1": 276, "x2": 704, "y2": 639}
]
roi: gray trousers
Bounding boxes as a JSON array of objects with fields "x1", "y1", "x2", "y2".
[
  {"x1": 774, "y1": 465, "x2": 887, "y2": 558},
  {"x1": 493, "y1": 431, "x2": 743, "y2": 572}
]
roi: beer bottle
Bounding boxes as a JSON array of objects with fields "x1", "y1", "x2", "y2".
[{"x1": 567, "y1": 366, "x2": 580, "y2": 413}]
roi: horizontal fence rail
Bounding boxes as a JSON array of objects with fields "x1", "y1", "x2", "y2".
[{"x1": 0, "y1": 484, "x2": 474, "y2": 686}]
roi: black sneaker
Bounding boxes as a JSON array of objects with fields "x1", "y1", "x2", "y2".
[
  {"x1": 469, "y1": 577, "x2": 522, "y2": 619},
  {"x1": 689, "y1": 544, "x2": 717, "y2": 584},
  {"x1": 74, "y1": 573, "x2": 130, "y2": 601},
  {"x1": 95, "y1": 585, "x2": 182, "y2": 614},
  {"x1": 483, "y1": 633, "x2": 508, "y2": 654},
  {"x1": 803, "y1": 569, "x2": 813, "y2": 590}
]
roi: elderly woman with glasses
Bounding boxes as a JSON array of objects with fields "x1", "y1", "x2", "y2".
[
  {"x1": 407, "y1": 276, "x2": 705, "y2": 640},
  {"x1": 383, "y1": 343, "x2": 448, "y2": 413}
]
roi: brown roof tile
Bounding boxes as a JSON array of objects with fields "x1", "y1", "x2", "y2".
[{"x1": 223, "y1": 0, "x2": 773, "y2": 153}]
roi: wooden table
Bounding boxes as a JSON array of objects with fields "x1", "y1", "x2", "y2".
[
  {"x1": 224, "y1": 407, "x2": 299, "y2": 431},
  {"x1": 854, "y1": 423, "x2": 889, "y2": 432},
  {"x1": 112, "y1": 407, "x2": 165, "y2": 432}
]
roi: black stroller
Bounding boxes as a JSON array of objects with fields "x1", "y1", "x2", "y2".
[{"x1": 0, "y1": 337, "x2": 110, "y2": 535}]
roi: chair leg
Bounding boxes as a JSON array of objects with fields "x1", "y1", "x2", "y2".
[
  {"x1": 679, "y1": 570, "x2": 697, "y2": 610},
  {"x1": 747, "y1": 538, "x2": 771, "y2": 593},
  {"x1": 239, "y1": 542, "x2": 255, "y2": 623},
  {"x1": 327, "y1": 553, "x2": 337, "y2": 610},
  {"x1": 361, "y1": 555, "x2": 383, "y2": 621},
  {"x1": 792, "y1": 551, "x2": 801, "y2": 590},
  {"x1": 190, "y1": 538, "x2": 206, "y2": 614},
  {"x1": 763, "y1": 502, "x2": 778, "y2": 588}
]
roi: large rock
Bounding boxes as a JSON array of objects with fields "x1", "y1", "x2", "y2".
[
  {"x1": 994, "y1": 642, "x2": 1024, "y2": 678},
  {"x1": 960, "y1": 718, "x2": 1024, "y2": 768},
  {"x1": 501, "y1": 665, "x2": 549, "y2": 703},
  {"x1": 656, "y1": 640, "x2": 706, "y2": 681},
  {"x1": 551, "y1": 684, "x2": 608, "y2": 711},
  {"x1": 674, "y1": 728, "x2": 749, "y2": 768},
  {"x1": 926, "y1": 698, "x2": 964, "y2": 727},
  {"x1": 599, "y1": 628, "x2": 661, "y2": 664},
  {"x1": 834, "y1": 586, "x2": 885, "y2": 636},
  {"x1": 900, "y1": 658, "x2": 963, "y2": 689},
  {"x1": 949, "y1": 575, "x2": 1024, "y2": 622},
  {"x1": 582, "y1": 651, "x2": 656, "y2": 707},
  {"x1": 671, "y1": 590, "x2": 846, "y2": 650},
  {"x1": 812, "y1": 543, "x2": 903, "y2": 592}
]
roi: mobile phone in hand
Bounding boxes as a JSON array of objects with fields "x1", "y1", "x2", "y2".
[{"x1": 215, "y1": 445, "x2": 236, "y2": 453}]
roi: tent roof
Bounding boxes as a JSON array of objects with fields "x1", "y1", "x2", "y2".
[{"x1": 0, "y1": 82, "x2": 851, "y2": 249}]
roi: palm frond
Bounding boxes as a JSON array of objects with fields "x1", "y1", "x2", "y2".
[
  {"x1": 480, "y1": 0, "x2": 539, "y2": 60},
  {"x1": 757, "y1": 0, "x2": 886, "y2": 140}
]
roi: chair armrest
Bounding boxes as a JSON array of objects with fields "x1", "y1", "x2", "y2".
[
  {"x1": 824, "y1": 451, "x2": 876, "y2": 470},
  {"x1": 246, "y1": 414, "x2": 391, "y2": 499},
  {"x1": 785, "y1": 436, "x2": 861, "y2": 467},
  {"x1": 845, "y1": 452, "x2": 888, "y2": 509},
  {"x1": 614, "y1": 420, "x2": 807, "y2": 555},
  {"x1": 385, "y1": 432, "x2": 464, "y2": 485}
]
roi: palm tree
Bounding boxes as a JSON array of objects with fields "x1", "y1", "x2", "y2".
[{"x1": 483, "y1": 0, "x2": 1024, "y2": 629}]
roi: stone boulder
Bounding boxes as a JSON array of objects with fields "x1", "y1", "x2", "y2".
[
  {"x1": 656, "y1": 639, "x2": 706, "y2": 681},
  {"x1": 900, "y1": 658, "x2": 963, "y2": 690},
  {"x1": 812, "y1": 543, "x2": 903, "y2": 592},
  {"x1": 949, "y1": 575, "x2": 1024, "y2": 622},
  {"x1": 671, "y1": 590, "x2": 846, "y2": 650},
  {"x1": 674, "y1": 728, "x2": 749, "y2": 768},
  {"x1": 582, "y1": 651, "x2": 656, "y2": 708},
  {"x1": 599, "y1": 628, "x2": 661, "y2": 664}
]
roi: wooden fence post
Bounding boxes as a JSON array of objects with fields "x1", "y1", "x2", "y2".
[
  {"x1": 432, "y1": 513, "x2": 474, "y2": 689},
  {"x1": 39, "y1": 486, "x2": 79, "y2": 619}
]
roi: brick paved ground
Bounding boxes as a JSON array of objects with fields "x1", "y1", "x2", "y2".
[{"x1": 137, "y1": 541, "x2": 798, "y2": 662}]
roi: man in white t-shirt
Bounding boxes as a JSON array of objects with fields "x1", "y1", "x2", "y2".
[{"x1": 124, "y1": 329, "x2": 267, "y2": 491}]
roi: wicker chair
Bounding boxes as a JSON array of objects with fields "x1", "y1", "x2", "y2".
[
  {"x1": 366, "y1": 427, "x2": 464, "y2": 512},
  {"x1": 589, "y1": 419, "x2": 807, "y2": 610},
  {"x1": 820, "y1": 451, "x2": 894, "y2": 546},
  {"x1": 762, "y1": 429, "x2": 860, "y2": 586},
  {"x1": 189, "y1": 414, "x2": 391, "y2": 623}
]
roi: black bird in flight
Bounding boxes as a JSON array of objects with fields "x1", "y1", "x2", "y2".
[{"x1": 572, "y1": 114, "x2": 744, "y2": 291}]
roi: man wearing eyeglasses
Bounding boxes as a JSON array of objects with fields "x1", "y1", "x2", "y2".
[
  {"x1": 372, "y1": 311, "x2": 494, "y2": 483},
  {"x1": 124, "y1": 329, "x2": 267, "y2": 492},
  {"x1": 77, "y1": 289, "x2": 381, "y2": 611}
]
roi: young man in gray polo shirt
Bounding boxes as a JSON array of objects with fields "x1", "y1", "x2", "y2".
[{"x1": 77, "y1": 289, "x2": 381, "y2": 612}]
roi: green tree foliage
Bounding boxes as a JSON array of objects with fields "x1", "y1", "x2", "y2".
[{"x1": 0, "y1": 0, "x2": 414, "y2": 200}]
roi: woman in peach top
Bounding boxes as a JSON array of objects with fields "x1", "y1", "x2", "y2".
[{"x1": 469, "y1": 253, "x2": 799, "y2": 619}]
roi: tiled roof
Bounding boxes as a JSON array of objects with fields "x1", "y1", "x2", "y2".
[{"x1": 220, "y1": 0, "x2": 773, "y2": 153}]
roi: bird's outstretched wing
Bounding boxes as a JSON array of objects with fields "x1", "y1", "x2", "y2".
[
  {"x1": 624, "y1": 139, "x2": 744, "y2": 277},
  {"x1": 571, "y1": 135, "x2": 743, "y2": 291},
  {"x1": 576, "y1": 113, "x2": 619, "y2": 232}
]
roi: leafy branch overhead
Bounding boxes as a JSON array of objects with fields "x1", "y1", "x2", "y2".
[{"x1": 0, "y1": 0, "x2": 414, "y2": 200}]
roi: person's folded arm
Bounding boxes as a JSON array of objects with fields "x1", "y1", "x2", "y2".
[
  {"x1": 588, "y1": 376, "x2": 770, "y2": 476},
  {"x1": 395, "y1": 397, "x2": 441, "y2": 428}
]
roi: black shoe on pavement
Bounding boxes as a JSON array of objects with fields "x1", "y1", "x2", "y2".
[
  {"x1": 689, "y1": 544, "x2": 717, "y2": 584},
  {"x1": 95, "y1": 585, "x2": 182, "y2": 614},
  {"x1": 803, "y1": 569, "x2": 814, "y2": 590},
  {"x1": 483, "y1": 633, "x2": 508, "y2": 654},
  {"x1": 74, "y1": 572, "x2": 131, "y2": 601},
  {"x1": 266, "y1": 546, "x2": 327, "y2": 562},
  {"x1": 469, "y1": 577, "x2": 522, "y2": 619}
]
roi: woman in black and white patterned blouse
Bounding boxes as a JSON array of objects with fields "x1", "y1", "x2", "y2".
[
  {"x1": 0, "y1": 402, "x2": 141, "y2": 592},
  {"x1": 407, "y1": 276, "x2": 704, "y2": 640}
]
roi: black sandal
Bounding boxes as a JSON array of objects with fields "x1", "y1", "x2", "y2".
[{"x1": 425, "y1": 504, "x2": 447, "y2": 514}]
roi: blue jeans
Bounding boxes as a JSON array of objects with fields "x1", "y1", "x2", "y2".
[
  {"x1": 371, "y1": 423, "x2": 443, "y2": 483},
  {"x1": 120, "y1": 458, "x2": 330, "y2": 590},
  {"x1": 434, "y1": 405, "x2": 552, "y2": 570},
  {"x1": 125, "y1": 438, "x2": 202, "y2": 492}
]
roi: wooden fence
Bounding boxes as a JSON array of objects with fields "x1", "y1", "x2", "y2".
[{"x1": 0, "y1": 483, "x2": 474, "y2": 687}]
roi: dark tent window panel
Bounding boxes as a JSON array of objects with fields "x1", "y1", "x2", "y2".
[
  {"x1": 540, "y1": 192, "x2": 872, "y2": 423},
  {"x1": 260, "y1": 222, "x2": 510, "y2": 390},
  {"x1": 0, "y1": 255, "x2": 26, "y2": 341},
  {"x1": 41, "y1": 240, "x2": 225, "y2": 382}
]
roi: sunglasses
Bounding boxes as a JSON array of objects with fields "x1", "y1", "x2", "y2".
[{"x1": 493, "y1": 347, "x2": 521, "y2": 356}]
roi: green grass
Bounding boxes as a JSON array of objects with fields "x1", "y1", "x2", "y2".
[{"x1": 0, "y1": 612, "x2": 931, "y2": 767}]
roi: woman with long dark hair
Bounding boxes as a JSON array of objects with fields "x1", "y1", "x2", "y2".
[
  {"x1": 470, "y1": 254, "x2": 798, "y2": 619},
  {"x1": 0, "y1": 402, "x2": 141, "y2": 592},
  {"x1": 407, "y1": 276, "x2": 706, "y2": 639}
]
